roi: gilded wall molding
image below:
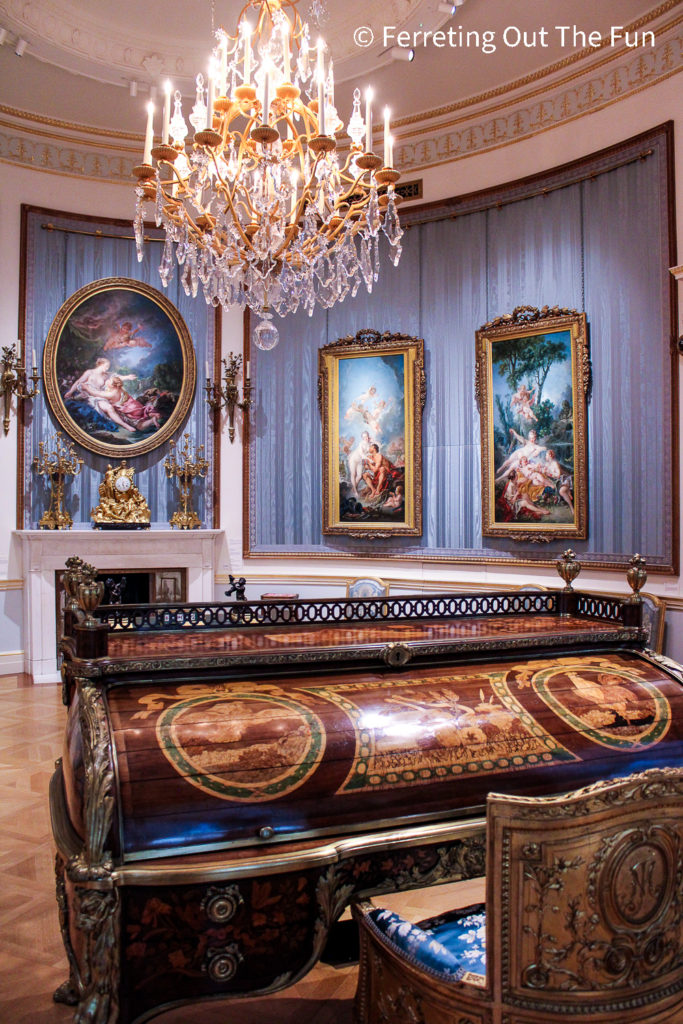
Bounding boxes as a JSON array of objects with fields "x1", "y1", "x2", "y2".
[
  {"x1": 0, "y1": 13, "x2": 680, "y2": 183},
  {"x1": 0, "y1": 579, "x2": 23, "y2": 590},
  {"x1": 394, "y1": 21, "x2": 682, "y2": 173},
  {"x1": 391, "y1": 1, "x2": 681, "y2": 130}
]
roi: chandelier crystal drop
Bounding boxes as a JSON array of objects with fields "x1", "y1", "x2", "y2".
[{"x1": 133, "y1": 0, "x2": 403, "y2": 350}]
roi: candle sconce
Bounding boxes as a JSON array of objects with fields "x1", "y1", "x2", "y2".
[
  {"x1": 32, "y1": 431, "x2": 83, "y2": 529},
  {"x1": 205, "y1": 353, "x2": 252, "y2": 443},
  {"x1": 2, "y1": 343, "x2": 40, "y2": 435},
  {"x1": 164, "y1": 433, "x2": 209, "y2": 529}
]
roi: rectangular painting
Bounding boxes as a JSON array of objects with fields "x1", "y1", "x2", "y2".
[
  {"x1": 319, "y1": 330, "x2": 425, "y2": 537},
  {"x1": 475, "y1": 306, "x2": 589, "y2": 542}
]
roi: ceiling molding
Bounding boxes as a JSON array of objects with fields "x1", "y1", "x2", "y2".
[
  {"x1": 0, "y1": 0, "x2": 430, "y2": 88},
  {"x1": 391, "y1": 0, "x2": 680, "y2": 130},
  {"x1": 395, "y1": 23, "x2": 682, "y2": 173},
  {"x1": 0, "y1": 14, "x2": 680, "y2": 183}
]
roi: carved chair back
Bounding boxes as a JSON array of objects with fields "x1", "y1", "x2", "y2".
[
  {"x1": 354, "y1": 768, "x2": 683, "y2": 1024},
  {"x1": 487, "y1": 767, "x2": 683, "y2": 1021}
]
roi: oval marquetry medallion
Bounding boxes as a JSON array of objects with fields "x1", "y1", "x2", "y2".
[
  {"x1": 531, "y1": 660, "x2": 671, "y2": 749},
  {"x1": 157, "y1": 693, "x2": 326, "y2": 802}
]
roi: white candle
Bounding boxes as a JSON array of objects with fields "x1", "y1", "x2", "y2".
[
  {"x1": 262, "y1": 61, "x2": 271, "y2": 124},
  {"x1": 327, "y1": 60, "x2": 334, "y2": 111},
  {"x1": 317, "y1": 38, "x2": 325, "y2": 135},
  {"x1": 206, "y1": 66, "x2": 215, "y2": 130},
  {"x1": 245, "y1": 360, "x2": 250, "y2": 379},
  {"x1": 32, "y1": 347, "x2": 36, "y2": 369},
  {"x1": 219, "y1": 34, "x2": 228, "y2": 95},
  {"x1": 243, "y1": 23, "x2": 252, "y2": 85},
  {"x1": 388, "y1": 133, "x2": 394, "y2": 169},
  {"x1": 205, "y1": 360, "x2": 210, "y2": 380},
  {"x1": 383, "y1": 106, "x2": 391, "y2": 166},
  {"x1": 365, "y1": 87, "x2": 373, "y2": 153},
  {"x1": 162, "y1": 80, "x2": 172, "y2": 144},
  {"x1": 282, "y1": 19, "x2": 291, "y2": 81},
  {"x1": 143, "y1": 100, "x2": 155, "y2": 164}
]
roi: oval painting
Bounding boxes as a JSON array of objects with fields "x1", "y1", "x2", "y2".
[{"x1": 43, "y1": 277, "x2": 195, "y2": 457}]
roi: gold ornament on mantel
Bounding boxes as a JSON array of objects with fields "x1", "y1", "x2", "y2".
[
  {"x1": 90, "y1": 461, "x2": 151, "y2": 528},
  {"x1": 32, "y1": 431, "x2": 83, "y2": 530},
  {"x1": 165, "y1": 434, "x2": 208, "y2": 530}
]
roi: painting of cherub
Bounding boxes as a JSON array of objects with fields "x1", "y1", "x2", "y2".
[
  {"x1": 319, "y1": 331, "x2": 425, "y2": 537},
  {"x1": 43, "y1": 278, "x2": 196, "y2": 457},
  {"x1": 475, "y1": 308, "x2": 589, "y2": 541}
]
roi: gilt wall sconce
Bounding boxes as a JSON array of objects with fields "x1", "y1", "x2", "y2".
[
  {"x1": 205, "y1": 353, "x2": 252, "y2": 443},
  {"x1": 669, "y1": 265, "x2": 683, "y2": 353},
  {"x1": 2, "y1": 343, "x2": 40, "y2": 434}
]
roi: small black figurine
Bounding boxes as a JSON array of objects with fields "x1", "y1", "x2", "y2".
[
  {"x1": 104, "y1": 576, "x2": 127, "y2": 605},
  {"x1": 225, "y1": 575, "x2": 247, "y2": 601}
]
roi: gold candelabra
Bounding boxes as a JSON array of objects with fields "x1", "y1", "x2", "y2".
[
  {"x1": 205, "y1": 353, "x2": 252, "y2": 443},
  {"x1": 32, "y1": 431, "x2": 83, "y2": 530},
  {"x1": 164, "y1": 433, "x2": 209, "y2": 529},
  {"x1": 2, "y1": 343, "x2": 40, "y2": 435}
]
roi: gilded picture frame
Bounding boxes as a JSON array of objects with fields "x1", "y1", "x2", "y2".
[
  {"x1": 319, "y1": 329, "x2": 425, "y2": 538},
  {"x1": 475, "y1": 305, "x2": 589, "y2": 543},
  {"x1": 43, "y1": 277, "x2": 196, "y2": 458}
]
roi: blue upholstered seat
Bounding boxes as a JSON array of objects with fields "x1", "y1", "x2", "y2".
[
  {"x1": 420, "y1": 904, "x2": 487, "y2": 977},
  {"x1": 369, "y1": 902, "x2": 486, "y2": 980},
  {"x1": 369, "y1": 908, "x2": 465, "y2": 979}
]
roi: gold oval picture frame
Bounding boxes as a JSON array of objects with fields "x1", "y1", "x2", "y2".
[{"x1": 43, "y1": 277, "x2": 196, "y2": 458}]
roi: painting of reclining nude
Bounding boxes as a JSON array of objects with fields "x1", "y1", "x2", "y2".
[
  {"x1": 43, "y1": 277, "x2": 195, "y2": 457},
  {"x1": 475, "y1": 306, "x2": 589, "y2": 542},
  {"x1": 319, "y1": 330, "x2": 425, "y2": 537}
]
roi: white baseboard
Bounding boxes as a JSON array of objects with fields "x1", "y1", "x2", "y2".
[
  {"x1": 0, "y1": 651, "x2": 26, "y2": 677},
  {"x1": 33, "y1": 671, "x2": 61, "y2": 685}
]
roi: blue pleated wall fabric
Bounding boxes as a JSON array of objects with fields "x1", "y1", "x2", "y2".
[
  {"x1": 248, "y1": 128, "x2": 674, "y2": 568},
  {"x1": 22, "y1": 210, "x2": 217, "y2": 529}
]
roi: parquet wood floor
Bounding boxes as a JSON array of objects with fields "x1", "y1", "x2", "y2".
[{"x1": 0, "y1": 672, "x2": 485, "y2": 1024}]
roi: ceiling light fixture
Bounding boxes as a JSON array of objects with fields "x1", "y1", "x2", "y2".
[
  {"x1": 387, "y1": 46, "x2": 415, "y2": 62},
  {"x1": 437, "y1": 1, "x2": 466, "y2": 14},
  {"x1": 133, "y1": 0, "x2": 403, "y2": 351}
]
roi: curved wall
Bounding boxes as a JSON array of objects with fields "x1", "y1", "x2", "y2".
[{"x1": 0, "y1": 68, "x2": 680, "y2": 673}]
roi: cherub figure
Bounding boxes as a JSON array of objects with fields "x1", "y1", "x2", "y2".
[{"x1": 510, "y1": 383, "x2": 537, "y2": 423}]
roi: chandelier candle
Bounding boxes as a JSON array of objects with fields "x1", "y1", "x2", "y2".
[
  {"x1": 132, "y1": 0, "x2": 403, "y2": 351},
  {"x1": 142, "y1": 101, "x2": 154, "y2": 165},
  {"x1": 162, "y1": 80, "x2": 172, "y2": 145}
]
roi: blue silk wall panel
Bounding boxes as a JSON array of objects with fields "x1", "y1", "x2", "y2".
[
  {"x1": 245, "y1": 127, "x2": 676, "y2": 569},
  {"x1": 21, "y1": 208, "x2": 217, "y2": 529}
]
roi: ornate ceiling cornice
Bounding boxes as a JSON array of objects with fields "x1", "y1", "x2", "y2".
[
  {"x1": 0, "y1": 8, "x2": 680, "y2": 185},
  {"x1": 392, "y1": 0, "x2": 680, "y2": 129},
  {"x1": 394, "y1": 15, "x2": 682, "y2": 174},
  {"x1": 0, "y1": 0, "x2": 423, "y2": 85}
]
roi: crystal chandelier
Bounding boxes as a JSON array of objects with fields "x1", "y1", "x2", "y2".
[{"x1": 133, "y1": 0, "x2": 404, "y2": 350}]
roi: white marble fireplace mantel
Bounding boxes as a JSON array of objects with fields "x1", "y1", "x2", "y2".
[{"x1": 13, "y1": 529, "x2": 223, "y2": 683}]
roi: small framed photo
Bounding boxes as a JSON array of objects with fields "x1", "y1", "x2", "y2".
[
  {"x1": 475, "y1": 306, "x2": 589, "y2": 542},
  {"x1": 153, "y1": 570, "x2": 184, "y2": 604},
  {"x1": 319, "y1": 330, "x2": 425, "y2": 538}
]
